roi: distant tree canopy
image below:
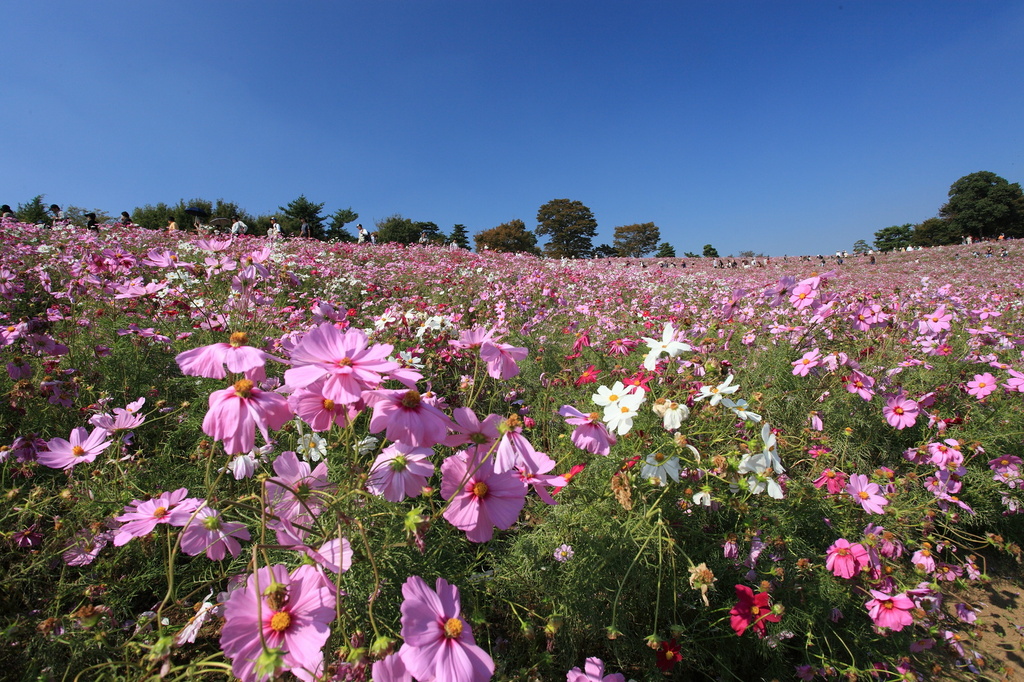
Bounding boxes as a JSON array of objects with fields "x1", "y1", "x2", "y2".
[
  {"x1": 613, "y1": 222, "x2": 661, "y2": 257},
  {"x1": 448, "y1": 224, "x2": 471, "y2": 249},
  {"x1": 593, "y1": 243, "x2": 617, "y2": 258},
  {"x1": 474, "y1": 219, "x2": 541, "y2": 255},
  {"x1": 327, "y1": 207, "x2": 359, "y2": 242},
  {"x1": 852, "y1": 239, "x2": 871, "y2": 254},
  {"x1": 16, "y1": 195, "x2": 51, "y2": 224},
  {"x1": 536, "y1": 199, "x2": 597, "y2": 259},
  {"x1": 873, "y1": 224, "x2": 914, "y2": 252},
  {"x1": 375, "y1": 215, "x2": 420, "y2": 245},
  {"x1": 911, "y1": 217, "x2": 958, "y2": 248},
  {"x1": 655, "y1": 242, "x2": 676, "y2": 258},
  {"x1": 702, "y1": 244, "x2": 720, "y2": 258},
  {"x1": 413, "y1": 221, "x2": 443, "y2": 244},
  {"x1": 279, "y1": 195, "x2": 326, "y2": 239},
  {"x1": 940, "y1": 171, "x2": 1024, "y2": 241}
]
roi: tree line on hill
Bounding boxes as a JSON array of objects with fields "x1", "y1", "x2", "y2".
[{"x1": 870, "y1": 171, "x2": 1024, "y2": 252}]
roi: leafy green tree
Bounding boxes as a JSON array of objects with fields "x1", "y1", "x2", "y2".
[
  {"x1": 911, "y1": 217, "x2": 958, "y2": 247},
  {"x1": 940, "y1": 171, "x2": 1024, "y2": 240},
  {"x1": 448, "y1": 224, "x2": 471, "y2": 249},
  {"x1": 64, "y1": 206, "x2": 112, "y2": 228},
  {"x1": 655, "y1": 242, "x2": 676, "y2": 258},
  {"x1": 16, "y1": 195, "x2": 50, "y2": 224},
  {"x1": 131, "y1": 202, "x2": 174, "y2": 230},
  {"x1": 593, "y1": 243, "x2": 618, "y2": 258},
  {"x1": 613, "y1": 222, "x2": 661, "y2": 257},
  {"x1": 702, "y1": 244, "x2": 720, "y2": 258},
  {"x1": 683, "y1": 251, "x2": 700, "y2": 258},
  {"x1": 873, "y1": 224, "x2": 914, "y2": 251},
  {"x1": 474, "y1": 219, "x2": 541, "y2": 255},
  {"x1": 279, "y1": 195, "x2": 326, "y2": 239},
  {"x1": 375, "y1": 214, "x2": 420, "y2": 244},
  {"x1": 327, "y1": 207, "x2": 359, "y2": 242},
  {"x1": 536, "y1": 199, "x2": 597, "y2": 258},
  {"x1": 413, "y1": 221, "x2": 443, "y2": 244},
  {"x1": 852, "y1": 239, "x2": 871, "y2": 254}
]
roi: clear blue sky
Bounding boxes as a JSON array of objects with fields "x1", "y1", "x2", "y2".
[{"x1": 4, "y1": 1, "x2": 1022, "y2": 256}]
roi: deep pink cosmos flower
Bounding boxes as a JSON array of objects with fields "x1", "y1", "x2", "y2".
[
  {"x1": 443, "y1": 407, "x2": 502, "y2": 449},
  {"x1": 113, "y1": 488, "x2": 200, "y2": 546},
  {"x1": 882, "y1": 393, "x2": 919, "y2": 430},
  {"x1": 38, "y1": 426, "x2": 113, "y2": 471},
  {"x1": 287, "y1": 378, "x2": 358, "y2": 431},
  {"x1": 441, "y1": 447, "x2": 527, "y2": 543},
  {"x1": 364, "y1": 388, "x2": 455, "y2": 448},
  {"x1": 567, "y1": 657, "x2": 626, "y2": 682},
  {"x1": 202, "y1": 379, "x2": 292, "y2": 455},
  {"x1": 966, "y1": 372, "x2": 998, "y2": 400},
  {"x1": 729, "y1": 584, "x2": 781, "y2": 637},
  {"x1": 175, "y1": 332, "x2": 279, "y2": 381},
  {"x1": 825, "y1": 538, "x2": 869, "y2": 579},
  {"x1": 221, "y1": 564, "x2": 336, "y2": 682},
  {"x1": 791, "y1": 349, "x2": 821, "y2": 377},
  {"x1": 398, "y1": 575, "x2": 494, "y2": 682},
  {"x1": 171, "y1": 505, "x2": 251, "y2": 561},
  {"x1": 516, "y1": 448, "x2": 567, "y2": 505},
  {"x1": 844, "y1": 370, "x2": 876, "y2": 401},
  {"x1": 812, "y1": 468, "x2": 848, "y2": 495},
  {"x1": 367, "y1": 442, "x2": 435, "y2": 502},
  {"x1": 558, "y1": 405, "x2": 616, "y2": 457},
  {"x1": 847, "y1": 474, "x2": 889, "y2": 514},
  {"x1": 284, "y1": 323, "x2": 400, "y2": 405},
  {"x1": 865, "y1": 589, "x2": 915, "y2": 631}
]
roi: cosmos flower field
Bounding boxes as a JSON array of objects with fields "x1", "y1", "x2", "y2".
[{"x1": 2, "y1": 220, "x2": 1023, "y2": 681}]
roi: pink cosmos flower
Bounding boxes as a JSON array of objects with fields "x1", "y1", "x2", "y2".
[
  {"x1": 844, "y1": 371, "x2": 876, "y2": 401},
  {"x1": 865, "y1": 589, "x2": 915, "y2": 631},
  {"x1": 364, "y1": 388, "x2": 455, "y2": 448},
  {"x1": 559, "y1": 405, "x2": 616, "y2": 457},
  {"x1": 825, "y1": 538, "x2": 869, "y2": 579},
  {"x1": 202, "y1": 379, "x2": 292, "y2": 455},
  {"x1": 918, "y1": 306, "x2": 951, "y2": 335},
  {"x1": 443, "y1": 407, "x2": 502, "y2": 449},
  {"x1": 729, "y1": 584, "x2": 781, "y2": 637},
  {"x1": 171, "y1": 505, "x2": 251, "y2": 561},
  {"x1": 372, "y1": 653, "x2": 411, "y2": 682},
  {"x1": 284, "y1": 323, "x2": 400, "y2": 405},
  {"x1": 221, "y1": 564, "x2": 336, "y2": 682},
  {"x1": 113, "y1": 488, "x2": 200, "y2": 546},
  {"x1": 1003, "y1": 369, "x2": 1024, "y2": 393},
  {"x1": 516, "y1": 448, "x2": 568, "y2": 505},
  {"x1": 398, "y1": 575, "x2": 494, "y2": 682},
  {"x1": 448, "y1": 326, "x2": 496, "y2": 349},
  {"x1": 265, "y1": 451, "x2": 334, "y2": 542},
  {"x1": 441, "y1": 447, "x2": 527, "y2": 543},
  {"x1": 847, "y1": 474, "x2": 888, "y2": 514},
  {"x1": 176, "y1": 332, "x2": 279, "y2": 382},
  {"x1": 791, "y1": 349, "x2": 821, "y2": 377},
  {"x1": 966, "y1": 372, "x2": 998, "y2": 400},
  {"x1": 287, "y1": 378, "x2": 357, "y2": 431},
  {"x1": 479, "y1": 340, "x2": 528, "y2": 380},
  {"x1": 367, "y1": 443, "x2": 435, "y2": 502},
  {"x1": 63, "y1": 525, "x2": 115, "y2": 566},
  {"x1": 38, "y1": 426, "x2": 113, "y2": 471},
  {"x1": 882, "y1": 393, "x2": 919, "y2": 430},
  {"x1": 567, "y1": 657, "x2": 626, "y2": 682}
]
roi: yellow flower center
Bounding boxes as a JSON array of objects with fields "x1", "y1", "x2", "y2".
[
  {"x1": 322, "y1": 398, "x2": 335, "y2": 411},
  {"x1": 233, "y1": 379, "x2": 255, "y2": 398},
  {"x1": 443, "y1": 617, "x2": 463, "y2": 639},
  {"x1": 269, "y1": 611, "x2": 291, "y2": 632},
  {"x1": 858, "y1": 491, "x2": 870, "y2": 500},
  {"x1": 229, "y1": 331, "x2": 248, "y2": 347},
  {"x1": 471, "y1": 482, "x2": 489, "y2": 498},
  {"x1": 400, "y1": 390, "x2": 422, "y2": 409},
  {"x1": 72, "y1": 445, "x2": 86, "y2": 457},
  {"x1": 152, "y1": 506, "x2": 168, "y2": 518},
  {"x1": 608, "y1": 393, "x2": 619, "y2": 402}
]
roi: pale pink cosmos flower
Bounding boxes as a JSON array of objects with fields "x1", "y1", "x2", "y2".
[
  {"x1": 364, "y1": 388, "x2": 455, "y2": 448},
  {"x1": 398, "y1": 575, "x2": 494, "y2": 682},
  {"x1": 287, "y1": 378, "x2": 357, "y2": 431},
  {"x1": 494, "y1": 415, "x2": 540, "y2": 472},
  {"x1": 1003, "y1": 369, "x2": 1024, "y2": 393},
  {"x1": 63, "y1": 525, "x2": 115, "y2": 566},
  {"x1": 284, "y1": 323, "x2": 400, "y2": 405},
  {"x1": 918, "y1": 306, "x2": 952, "y2": 335},
  {"x1": 176, "y1": 331, "x2": 279, "y2": 382},
  {"x1": 113, "y1": 488, "x2": 200, "y2": 546},
  {"x1": 825, "y1": 538, "x2": 869, "y2": 579},
  {"x1": 558, "y1": 405, "x2": 616, "y2": 457},
  {"x1": 441, "y1": 447, "x2": 527, "y2": 543},
  {"x1": 171, "y1": 505, "x2": 251, "y2": 561},
  {"x1": 89, "y1": 397, "x2": 146, "y2": 434},
  {"x1": 844, "y1": 370, "x2": 875, "y2": 401},
  {"x1": 443, "y1": 407, "x2": 502, "y2": 449},
  {"x1": 220, "y1": 564, "x2": 336, "y2": 682},
  {"x1": 516, "y1": 448, "x2": 567, "y2": 505},
  {"x1": 367, "y1": 442, "x2": 435, "y2": 502},
  {"x1": 865, "y1": 590, "x2": 915, "y2": 631},
  {"x1": 882, "y1": 393, "x2": 919, "y2": 430},
  {"x1": 479, "y1": 340, "x2": 528, "y2": 379},
  {"x1": 567, "y1": 657, "x2": 626, "y2": 682},
  {"x1": 791, "y1": 349, "x2": 821, "y2": 377},
  {"x1": 847, "y1": 474, "x2": 888, "y2": 514},
  {"x1": 38, "y1": 426, "x2": 113, "y2": 471},
  {"x1": 202, "y1": 379, "x2": 292, "y2": 455},
  {"x1": 265, "y1": 451, "x2": 334, "y2": 543},
  {"x1": 966, "y1": 372, "x2": 998, "y2": 400}
]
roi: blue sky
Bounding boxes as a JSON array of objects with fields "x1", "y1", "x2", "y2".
[{"x1": 4, "y1": 1, "x2": 1022, "y2": 256}]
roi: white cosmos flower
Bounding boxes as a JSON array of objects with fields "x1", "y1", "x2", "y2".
[
  {"x1": 695, "y1": 374, "x2": 739, "y2": 406},
  {"x1": 602, "y1": 392, "x2": 645, "y2": 435},
  {"x1": 641, "y1": 322, "x2": 692, "y2": 370},
  {"x1": 722, "y1": 397, "x2": 761, "y2": 423}
]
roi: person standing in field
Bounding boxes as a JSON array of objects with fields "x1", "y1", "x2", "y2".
[
  {"x1": 357, "y1": 224, "x2": 368, "y2": 244},
  {"x1": 86, "y1": 213, "x2": 99, "y2": 230},
  {"x1": 49, "y1": 204, "x2": 65, "y2": 226},
  {"x1": 268, "y1": 216, "x2": 282, "y2": 241},
  {"x1": 120, "y1": 212, "x2": 134, "y2": 227},
  {"x1": 167, "y1": 216, "x2": 178, "y2": 233},
  {"x1": 299, "y1": 219, "x2": 310, "y2": 239},
  {"x1": 231, "y1": 215, "x2": 248, "y2": 236}
]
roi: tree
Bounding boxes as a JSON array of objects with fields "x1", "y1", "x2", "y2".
[
  {"x1": 536, "y1": 199, "x2": 597, "y2": 258},
  {"x1": 131, "y1": 202, "x2": 174, "y2": 230},
  {"x1": 327, "y1": 207, "x2": 359, "y2": 242},
  {"x1": 279, "y1": 195, "x2": 326, "y2": 239},
  {"x1": 448, "y1": 224, "x2": 471, "y2": 249},
  {"x1": 940, "y1": 171, "x2": 1024, "y2": 240},
  {"x1": 16, "y1": 195, "x2": 50, "y2": 224},
  {"x1": 911, "y1": 217, "x2": 958, "y2": 247},
  {"x1": 64, "y1": 205, "x2": 112, "y2": 228},
  {"x1": 593, "y1": 243, "x2": 618, "y2": 258},
  {"x1": 474, "y1": 219, "x2": 541, "y2": 255},
  {"x1": 873, "y1": 224, "x2": 913, "y2": 252},
  {"x1": 613, "y1": 222, "x2": 661, "y2": 257},
  {"x1": 375, "y1": 214, "x2": 420, "y2": 244},
  {"x1": 655, "y1": 242, "x2": 676, "y2": 258},
  {"x1": 683, "y1": 251, "x2": 700, "y2": 258},
  {"x1": 702, "y1": 244, "x2": 720, "y2": 258},
  {"x1": 413, "y1": 221, "x2": 443, "y2": 244},
  {"x1": 852, "y1": 239, "x2": 871, "y2": 254}
]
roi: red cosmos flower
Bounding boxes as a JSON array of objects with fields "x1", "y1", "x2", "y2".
[
  {"x1": 655, "y1": 639, "x2": 682, "y2": 672},
  {"x1": 574, "y1": 364, "x2": 601, "y2": 387},
  {"x1": 729, "y1": 585, "x2": 781, "y2": 638}
]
